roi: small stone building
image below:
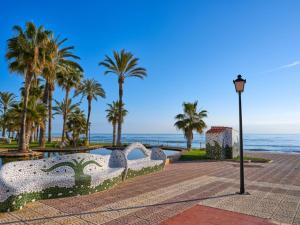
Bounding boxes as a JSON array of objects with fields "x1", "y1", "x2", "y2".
[{"x1": 205, "y1": 126, "x2": 239, "y2": 160}]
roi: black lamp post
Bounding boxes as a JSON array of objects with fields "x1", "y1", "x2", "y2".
[{"x1": 233, "y1": 74, "x2": 246, "y2": 194}]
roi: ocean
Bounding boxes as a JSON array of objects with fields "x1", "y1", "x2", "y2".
[
  {"x1": 1, "y1": 133, "x2": 299, "y2": 168},
  {"x1": 86, "y1": 133, "x2": 300, "y2": 154}
]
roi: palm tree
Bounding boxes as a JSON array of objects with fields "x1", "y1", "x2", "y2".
[
  {"x1": 106, "y1": 101, "x2": 128, "y2": 146},
  {"x1": 26, "y1": 100, "x2": 47, "y2": 144},
  {"x1": 6, "y1": 22, "x2": 51, "y2": 152},
  {"x1": 174, "y1": 101, "x2": 207, "y2": 150},
  {"x1": 74, "y1": 79, "x2": 105, "y2": 144},
  {"x1": 56, "y1": 68, "x2": 83, "y2": 144},
  {"x1": 66, "y1": 108, "x2": 87, "y2": 147},
  {"x1": 0, "y1": 92, "x2": 16, "y2": 137},
  {"x1": 53, "y1": 98, "x2": 80, "y2": 145},
  {"x1": 3, "y1": 104, "x2": 21, "y2": 139},
  {"x1": 7, "y1": 98, "x2": 47, "y2": 145},
  {"x1": 20, "y1": 78, "x2": 45, "y2": 142},
  {"x1": 43, "y1": 36, "x2": 82, "y2": 143},
  {"x1": 99, "y1": 49, "x2": 146, "y2": 146}
]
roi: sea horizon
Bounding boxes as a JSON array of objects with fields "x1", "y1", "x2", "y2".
[{"x1": 50, "y1": 133, "x2": 300, "y2": 154}]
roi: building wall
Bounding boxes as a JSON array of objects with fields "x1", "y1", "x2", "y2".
[{"x1": 205, "y1": 127, "x2": 239, "y2": 159}]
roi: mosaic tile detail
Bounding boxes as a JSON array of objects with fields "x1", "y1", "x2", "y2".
[
  {"x1": 0, "y1": 143, "x2": 166, "y2": 212},
  {"x1": 122, "y1": 143, "x2": 167, "y2": 179}
]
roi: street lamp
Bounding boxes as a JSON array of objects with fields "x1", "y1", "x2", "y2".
[{"x1": 233, "y1": 74, "x2": 246, "y2": 194}]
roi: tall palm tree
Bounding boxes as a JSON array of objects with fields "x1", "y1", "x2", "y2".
[
  {"x1": 106, "y1": 101, "x2": 128, "y2": 146},
  {"x1": 74, "y1": 79, "x2": 105, "y2": 144},
  {"x1": 43, "y1": 36, "x2": 82, "y2": 143},
  {"x1": 0, "y1": 92, "x2": 16, "y2": 137},
  {"x1": 56, "y1": 68, "x2": 83, "y2": 144},
  {"x1": 6, "y1": 22, "x2": 51, "y2": 152},
  {"x1": 99, "y1": 49, "x2": 146, "y2": 146},
  {"x1": 174, "y1": 101, "x2": 207, "y2": 150}
]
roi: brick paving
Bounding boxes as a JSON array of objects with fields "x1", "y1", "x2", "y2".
[
  {"x1": 160, "y1": 205, "x2": 276, "y2": 225},
  {"x1": 0, "y1": 152, "x2": 299, "y2": 225}
]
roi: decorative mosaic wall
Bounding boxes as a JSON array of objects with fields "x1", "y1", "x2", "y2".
[
  {"x1": 0, "y1": 143, "x2": 166, "y2": 212},
  {"x1": 205, "y1": 127, "x2": 239, "y2": 160},
  {"x1": 122, "y1": 143, "x2": 167, "y2": 179}
]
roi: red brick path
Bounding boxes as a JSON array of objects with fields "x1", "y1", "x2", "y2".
[{"x1": 160, "y1": 205, "x2": 276, "y2": 225}]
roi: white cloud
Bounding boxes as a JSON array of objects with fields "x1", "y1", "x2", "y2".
[
  {"x1": 277, "y1": 61, "x2": 300, "y2": 69},
  {"x1": 266, "y1": 60, "x2": 300, "y2": 73}
]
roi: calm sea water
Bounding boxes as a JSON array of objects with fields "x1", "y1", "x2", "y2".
[
  {"x1": 87, "y1": 133, "x2": 300, "y2": 154},
  {"x1": 1, "y1": 133, "x2": 299, "y2": 168}
]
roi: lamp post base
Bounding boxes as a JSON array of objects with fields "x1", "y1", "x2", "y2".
[{"x1": 236, "y1": 191, "x2": 250, "y2": 195}]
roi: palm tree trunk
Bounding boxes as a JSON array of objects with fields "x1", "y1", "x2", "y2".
[
  {"x1": 33, "y1": 126, "x2": 36, "y2": 141},
  {"x1": 2, "y1": 107, "x2": 6, "y2": 137},
  {"x1": 30, "y1": 131, "x2": 33, "y2": 143},
  {"x1": 186, "y1": 131, "x2": 193, "y2": 150},
  {"x1": 187, "y1": 138, "x2": 192, "y2": 150},
  {"x1": 36, "y1": 126, "x2": 39, "y2": 142},
  {"x1": 25, "y1": 122, "x2": 32, "y2": 147},
  {"x1": 112, "y1": 122, "x2": 116, "y2": 146},
  {"x1": 61, "y1": 88, "x2": 69, "y2": 144},
  {"x1": 117, "y1": 79, "x2": 123, "y2": 146},
  {"x1": 18, "y1": 72, "x2": 32, "y2": 152},
  {"x1": 39, "y1": 80, "x2": 49, "y2": 148},
  {"x1": 1, "y1": 127, "x2": 5, "y2": 137},
  {"x1": 86, "y1": 98, "x2": 91, "y2": 145},
  {"x1": 48, "y1": 88, "x2": 53, "y2": 143}
]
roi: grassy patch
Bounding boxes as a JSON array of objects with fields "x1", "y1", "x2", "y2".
[
  {"x1": 179, "y1": 149, "x2": 271, "y2": 163},
  {"x1": 233, "y1": 156, "x2": 271, "y2": 163},
  {"x1": 0, "y1": 141, "x2": 111, "y2": 150},
  {"x1": 179, "y1": 149, "x2": 209, "y2": 161},
  {"x1": 0, "y1": 141, "x2": 57, "y2": 149}
]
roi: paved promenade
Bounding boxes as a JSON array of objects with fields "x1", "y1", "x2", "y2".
[{"x1": 0, "y1": 152, "x2": 299, "y2": 225}]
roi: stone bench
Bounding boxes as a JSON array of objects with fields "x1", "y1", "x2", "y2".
[
  {"x1": 122, "y1": 143, "x2": 167, "y2": 179},
  {"x1": 0, "y1": 151, "x2": 126, "y2": 212}
]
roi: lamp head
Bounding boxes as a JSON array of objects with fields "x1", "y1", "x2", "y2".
[{"x1": 233, "y1": 75, "x2": 246, "y2": 93}]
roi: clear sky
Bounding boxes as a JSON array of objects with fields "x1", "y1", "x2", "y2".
[{"x1": 1, "y1": 0, "x2": 300, "y2": 134}]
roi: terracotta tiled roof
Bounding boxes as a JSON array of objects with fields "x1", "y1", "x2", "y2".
[{"x1": 206, "y1": 126, "x2": 232, "y2": 134}]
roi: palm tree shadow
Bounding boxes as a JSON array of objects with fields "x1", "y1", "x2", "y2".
[{"x1": 2, "y1": 193, "x2": 236, "y2": 224}]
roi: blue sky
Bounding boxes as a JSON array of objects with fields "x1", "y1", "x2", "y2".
[{"x1": 1, "y1": 0, "x2": 300, "y2": 134}]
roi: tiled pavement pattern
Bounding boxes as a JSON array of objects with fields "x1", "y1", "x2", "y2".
[{"x1": 0, "y1": 152, "x2": 299, "y2": 225}]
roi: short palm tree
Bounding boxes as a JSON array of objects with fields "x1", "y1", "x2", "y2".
[
  {"x1": 106, "y1": 101, "x2": 128, "y2": 146},
  {"x1": 7, "y1": 99, "x2": 47, "y2": 145},
  {"x1": 74, "y1": 79, "x2": 105, "y2": 144},
  {"x1": 3, "y1": 104, "x2": 21, "y2": 138},
  {"x1": 0, "y1": 92, "x2": 16, "y2": 137},
  {"x1": 26, "y1": 101, "x2": 47, "y2": 144},
  {"x1": 99, "y1": 49, "x2": 146, "y2": 146},
  {"x1": 174, "y1": 101, "x2": 207, "y2": 150},
  {"x1": 56, "y1": 67, "x2": 83, "y2": 144},
  {"x1": 66, "y1": 108, "x2": 87, "y2": 147},
  {"x1": 6, "y1": 22, "x2": 51, "y2": 152}
]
